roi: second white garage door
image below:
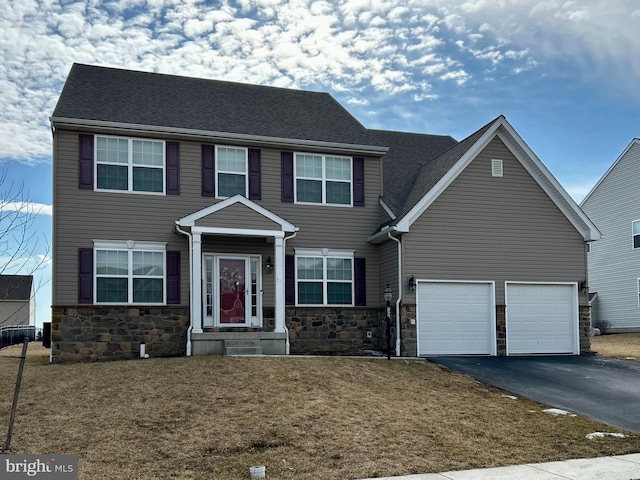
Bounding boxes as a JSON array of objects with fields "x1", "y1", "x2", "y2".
[
  {"x1": 506, "y1": 282, "x2": 578, "y2": 355},
  {"x1": 417, "y1": 281, "x2": 495, "y2": 356}
]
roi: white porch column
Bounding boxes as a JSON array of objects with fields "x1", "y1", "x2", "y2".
[
  {"x1": 274, "y1": 234, "x2": 285, "y2": 333},
  {"x1": 191, "y1": 231, "x2": 203, "y2": 334}
]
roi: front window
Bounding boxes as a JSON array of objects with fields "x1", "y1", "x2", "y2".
[
  {"x1": 96, "y1": 136, "x2": 165, "y2": 193},
  {"x1": 633, "y1": 220, "x2": 640, "y2": 249},
  {"x1": 94, "y1": 241, "x2": 165, "y2": 304},
  {"x1": 216, "y1": 146, "x2": 247, "y2": 198},
  {"x1": 295, "y1": 153, "x2": 352, "y2": 205},
  {"x1": 296, "y1": 249, "x2": 353, "y2": 306}
]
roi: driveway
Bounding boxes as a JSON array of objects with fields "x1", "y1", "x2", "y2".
[{"x1": 427, "y1": 355, "x2": 640, "y2": 433}]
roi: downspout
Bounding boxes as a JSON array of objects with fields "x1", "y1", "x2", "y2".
[
  {"x1": 175, "y1": 222, "x2": 193, "y2": 356},
  {"x1": 281, "y1": 230, "x2": 298, "y2": 355},
  {"x1": 387, "y1": 230, "x2": 402, "y2": 357}
]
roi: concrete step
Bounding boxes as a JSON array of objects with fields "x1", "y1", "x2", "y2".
[{"x1": 224, "y1": 339, "x2": 263, "y2": 356}]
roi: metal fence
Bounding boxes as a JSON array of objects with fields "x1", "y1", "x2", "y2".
[{"x1": 0, "y1": 325, "x2": 36, "y2": 350}]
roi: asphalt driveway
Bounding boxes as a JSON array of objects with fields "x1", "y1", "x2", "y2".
[{"x1": 427, "y1": 355, "x2": 640, "y2": 433}]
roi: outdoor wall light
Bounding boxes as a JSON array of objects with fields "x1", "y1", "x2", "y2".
[
  {"x1": 408, "y1": 275, "x2": 416, "y2": 292},
  {"x1": 579, "y1": 280, "x2": 589, "y2": 294},
  {"x1": 265, "y1": 256, "x2": 274, "y2": 274}
]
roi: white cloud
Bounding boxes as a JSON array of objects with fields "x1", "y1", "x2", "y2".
[{"x1": 1, "y1": 202, "x2": 53, "y2": 216}]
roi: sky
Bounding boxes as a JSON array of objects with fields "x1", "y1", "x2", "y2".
[{"x1": 0, "y1": 0, "x2": 639, "y2": 328}]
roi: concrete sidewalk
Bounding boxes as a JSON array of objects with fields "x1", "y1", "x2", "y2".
[{"x1": 362, "y1": 453, "x2": 640, "y2": 480}]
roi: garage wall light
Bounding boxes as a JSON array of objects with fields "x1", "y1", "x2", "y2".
[{"x1": 408, "y1": 275, "x2": 416, "y2": 293}]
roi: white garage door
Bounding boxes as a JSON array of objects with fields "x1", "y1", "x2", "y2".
[
  {"x1": 506, "y1": 283, "x2": 578, "y2": 355},
  {"x1": 417, "y1": 281, "x2": 495, "y2": 356}
]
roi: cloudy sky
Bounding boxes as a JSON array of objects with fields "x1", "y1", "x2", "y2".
[{"x1": 1, "y1": 0, "x2": 639, "y2": 327}]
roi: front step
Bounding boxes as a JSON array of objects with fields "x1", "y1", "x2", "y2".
[{"x1": 224, "y1": 339, "x2": 263, "y2": 356}]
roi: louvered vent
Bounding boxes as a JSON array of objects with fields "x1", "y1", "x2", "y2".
[{"x1": 491, "y1": 159, "x2": 503, "y2": 177}]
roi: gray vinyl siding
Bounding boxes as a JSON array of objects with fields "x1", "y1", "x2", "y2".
[
  {"x1": 194, "y1": 203, "x2": 282, "y2": 230},
  {"x1": 582, "y1": 140, "x2": 640, "y2": 330},
  {"x1": 0, "y1": 301, "x2": 31, "y2": 326},
  {"x1": 378, "y1": 238, "x2": 399, "y2": 303},
  {"x1": 53, "y1": 128, "x2": 382, "y2": 306},
  {"x1": 402, "y1": 137, "x2": 587, "y2": 306}
]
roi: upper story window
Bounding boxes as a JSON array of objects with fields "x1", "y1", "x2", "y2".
[
  {"x1": 94, "y1": 240, "x2": 166, "y2": 304},
  {"x1": 96, "y1": 136, "x2": 165, "y2": 194},
  {"x1": 216, "y1": 146, "x2": 248, "y2": 198},
  {"x1": 295, "y1": 153, "x2": 352, "y2": 205},
  {"x1": 633, "y1": 220, "x2": 640, "y2": 249},
  {"x1": 295, "y1": 249, "x2": 354, "y2": 306}
]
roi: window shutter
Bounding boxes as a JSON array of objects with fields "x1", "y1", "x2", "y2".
[
  {"x1": 281, "y1": 152, "x2": 294, "y2": 203},
  {"x1": 285, "y1": 255, "x2": 295, "y2": 305},
  {"x1": 202, "y1": 145, "x2": 215, "y2": 197},
  {"x1": 78, "y1": 248, "x2": 93, "y2": 304},
  {"x1": 248, "y1": 148, "x2": 262, "y2": 200},
  {"x1": 354, "y1": 257, "x2": 366, "y2": 306},
  {"x1": 79, "y1": 134, "x2": 94, "y2": 189},
  {"x1": 166, "y1": 251, "x2": 180, "y2": 304},
  {"x1": 353, "y1": 157, "x2": 365, "y2": 207},
  {"x1": 166, "y1": 142, "x2": 180, "y2": 195}
]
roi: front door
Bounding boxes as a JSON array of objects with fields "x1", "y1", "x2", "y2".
[{"x1": 204, "y1": 255, "x2": 262, "y2": 327}]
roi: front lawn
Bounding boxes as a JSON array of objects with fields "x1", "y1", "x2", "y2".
[
  {"x1": 591, "y1": 332, "x2": 640, "y2": 361},
  {"x1": 1, "y1": 343, "x2": 639, "y2": 479}
]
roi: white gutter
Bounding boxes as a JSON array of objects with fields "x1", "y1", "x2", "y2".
[
  {"x1": 387, "y1": 229, "x2": 402, "y2": 357},
  {"x1": 49, "y1": 117, "x2": 389, "y2": 156},
  {"x1": 174, "y1": 222, "x2": 193, "y2": 356},
  {"x1": 282, "y1": 229, "x2": 298, "y2": 355}
]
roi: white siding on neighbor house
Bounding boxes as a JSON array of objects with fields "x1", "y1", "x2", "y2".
[{"x1": 582, "y1": 140, "x2": 640, "y2": 331}]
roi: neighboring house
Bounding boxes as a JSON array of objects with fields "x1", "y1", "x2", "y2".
[
  {"x1": 50, "y1": 64, "x2": 600, "y2": 362},
  {"x1": 0, "y1": 275, "x2": 35, "y2": 327},
  {"x1": 581, "y1": 138, "x2": 640, "y2": 332}
]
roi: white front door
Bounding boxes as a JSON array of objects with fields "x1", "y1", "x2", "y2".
[{"x1": 203, "y1": 255, "x2": 262, "y2": 327}]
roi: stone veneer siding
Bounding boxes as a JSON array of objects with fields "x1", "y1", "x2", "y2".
[
  {"x1": 400, "y1": 304, "x2": 591, "y2": 356},
  {"x1": 285, "y1": 307, "x2": 385, "y2": 354},
  {"x1": 51, "y1": 306, "x2": 189, "y2": 363}
]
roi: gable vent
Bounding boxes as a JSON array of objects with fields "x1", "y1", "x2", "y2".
[{"x1": 491, "y1": 159, "x2": 503, "y2": 177}]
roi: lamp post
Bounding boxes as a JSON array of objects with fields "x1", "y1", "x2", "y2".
[{"x1": 384, "y1": 284, "x2": 393, "y2": 360}]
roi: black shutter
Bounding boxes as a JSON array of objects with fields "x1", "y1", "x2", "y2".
[
  {"x1": 285, "y1": 255, "x2": 295, "y2": 305},
  {"x1": 354, "y1": 257, "x2": 366, "y2": 306},
  {"x1": 353, "y1": 157, "x2": 365, "y2": 207},
  {"x1": 166, "y1": 142, "x2": 180, "y2": 195},
  {"x1": 166, "y1": 251, "x2": 180, "y2": 304},
  {"x1": 202, "y1": 145, "x2": 215, "y2": 197},
  {"x1": 281, "y1": 152, "x2": 294, "y2": 203},
  {"x1": 79, "y1": 134, "x2": 94, "y2": 189},
  {"x1": 78, "y1": 248, "x2": 93, "y2": 304},
  {"x1": 248, "y1": 148, "x2": 261, "y2": 200}
]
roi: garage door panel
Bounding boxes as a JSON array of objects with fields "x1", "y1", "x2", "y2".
[
  {"x1": 506, "y1": 283, "x2": 577, "y2": 355},
  {"x1": 417, "y1": 282, "x2": 494, "y2": 356}
]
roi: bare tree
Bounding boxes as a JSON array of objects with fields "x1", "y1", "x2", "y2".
[{"x1": 0, "y1": 168, "x2": 50, "y2": 327}]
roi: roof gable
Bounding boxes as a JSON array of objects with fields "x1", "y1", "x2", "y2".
[
  {"x1": 0, "y1": 275, "x2": 33, "y2": 301},
  {"x1": 370, "y1": 116, "x2": 600, "y2": 242},
  {"x1": 177, "y1": 195, "x2": 297, "y2": 235},
  {"x1": 580, "y1": 138, "x2": 640, "y2": 206},
  {"x1": 52, "y1": 64, "x2": 385, "y2": 153}
]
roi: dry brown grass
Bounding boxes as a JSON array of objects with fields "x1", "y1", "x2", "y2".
[
  {"x1": 1, "y1": 343, "x2": 639, "y2": 480},
  {"x1": 591, "y1": 333, "x2": 640, "y2": 361}
]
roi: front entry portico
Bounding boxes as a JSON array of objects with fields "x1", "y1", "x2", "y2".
[{"x1": 175, "y1": 195, "x2": 298, "y2": 355}]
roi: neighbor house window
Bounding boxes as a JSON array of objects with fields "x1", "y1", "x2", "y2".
[
  {"x1": 216, "y1": 146, "x2": 248, "y2": 198},
  {"x1": 96, "y1": 136, "x2": 165, "y2": 193},
  {"x1": 295, "y1": 153, "x2": 352, "y2": 205},
  {"x1": 633, "y1": 220, "x2": 640, "y2": 249},
  {"x1": 94, "y1": 241, "x2": 165, "y2": 304},
  {"x1": 295, "y1": 249, "x2": 353, "y2": 305}
]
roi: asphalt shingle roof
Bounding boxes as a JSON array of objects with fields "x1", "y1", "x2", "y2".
[
  {"x1": 0, "y1": 275, "x2": 33, "y2": 301},
  {"x1": 52, "y1": 64, "x2": 385, "y2": 148}
]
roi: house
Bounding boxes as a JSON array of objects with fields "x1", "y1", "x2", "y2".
[
  {"x1": 0, "y1": 275, "x2": 35, "y2": 327},
  {"x1": 581, "y1": 139, "x2": 640, "y2": 332},
  {"x1": 49, "y1": 64, "x2": 600, "y2": 362}
]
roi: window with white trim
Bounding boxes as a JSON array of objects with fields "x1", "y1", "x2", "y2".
[
  {"x1": 637, "y1": 278, "x2": 640, "y2": 307},
  {"x1": 295, "y1": 153, "x2": 352, "y2": 205},
  {"x1": 633, "y1": 220, "x2": 640, "y2": 249},
  {"x1": 94, "y1": 241, "x2": 166, "y2": 304},
  {"x1": 216, "y1": 146, "x2": 247, "y2": 198},
  {"x1": 96, "y1": 136, "x2": 165, "y2": 193},
  {"x1": 295, "y1": 249, "x2": 354, "y2": 305}
]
